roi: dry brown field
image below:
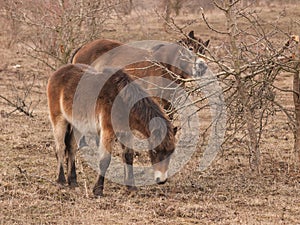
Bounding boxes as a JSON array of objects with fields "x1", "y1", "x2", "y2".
[{"x1": 0, "y1": 2, "x2": 300, "y2": 224}]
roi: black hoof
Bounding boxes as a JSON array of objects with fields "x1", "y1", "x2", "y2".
[
  {"x1": 68, "y1": 181, "x2": 79, "y2": 188},
  {"x1": 93, "y1": 186, "x2": 104, "y2": 197},
  {"x1": 156, "y1": 178, "x2": 167, "y2": 185},
  {"x1": 127, "y1": 186, "x2": 138, "y2": 192},
  {"x1": 57, "y1": 178, "x2": 67, "y2": 186}
]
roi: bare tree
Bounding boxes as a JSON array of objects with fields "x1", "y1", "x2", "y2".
[
  {"x1": 293, "y1": 63, "x2": 300, "y2": 163},
  {"x1": 162, "y1": 0, "x2": 183, "y2": 23},
  {"x1": 290, "y1": 36, "x2": 300, "y2": 164},
  {"x1": 201, "y1": 0, "x2": 300, "y2": 171},
  {"x1": 0, "y1": 0, "x2": 124, "y2": 117},
  {"x1": 2, "y1": 0, "x2": 121, "y2": 70},
  {"x1": 171, "y1": 0, "x2": 300, "y2": 171}
]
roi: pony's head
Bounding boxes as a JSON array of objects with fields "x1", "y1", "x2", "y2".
[
  {"x1": 148, "y1": 126, "x2": 177, "y2": 184},
  {"x1": 179, "y1": 30, "x2": 210, "y2": 55}
]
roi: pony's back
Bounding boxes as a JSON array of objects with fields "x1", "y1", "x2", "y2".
[
  {"x1": 47, "y1": 64, "x2": 172, "y2": 138},
  {"x1": 70, "y1": 39, "x2": 123, "y2": 65}
]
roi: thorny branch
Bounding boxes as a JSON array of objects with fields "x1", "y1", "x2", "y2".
[{"x1": 165, "y1": 0, "x2": 300, "y2": 170}]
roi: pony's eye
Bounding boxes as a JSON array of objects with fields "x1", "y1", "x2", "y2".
[{"x1": 189, "y1": 47, "x2": 194, "y2": 51}]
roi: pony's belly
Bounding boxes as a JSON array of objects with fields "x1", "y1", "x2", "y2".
[
  {"x1": 63, "y1": 110, "x2": 100, "y2": 136},
  {"x1": 72, "y1": 118, "x2": 99, "y2": 136}
]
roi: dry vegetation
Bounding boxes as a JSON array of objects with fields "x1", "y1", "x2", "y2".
[{"x1": 0, "y1": 0, "x2": 300, "y2": 224}]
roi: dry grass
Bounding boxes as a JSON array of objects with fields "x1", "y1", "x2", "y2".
[{"x1": 1, "y1": 2, "x2": 300, "y2": 225}]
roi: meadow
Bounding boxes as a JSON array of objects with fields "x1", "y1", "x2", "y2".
[{"x1": 0, "y1": 1, "x2": 299, "y2": 224}]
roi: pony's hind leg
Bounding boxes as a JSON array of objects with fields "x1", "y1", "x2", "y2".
[
  {"x1": 52, "y1": 117, "x2": 69, "y2": 185},
  {"x1": 65, "y1": 128, "x2": 79, "y2": 188}
]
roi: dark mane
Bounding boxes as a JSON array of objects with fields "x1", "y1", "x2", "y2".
[{"x1": 111, "y1": 69, "x2": 174, "y2": 144}]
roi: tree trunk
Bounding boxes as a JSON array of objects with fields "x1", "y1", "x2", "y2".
[
  {"x1": 174, "y1": 0, "x2": 183, "y2": 16},
  {"x1": 293, "y1": 66, "x2": 300, "y2": 164},
  {"x1": 164, "y1": 0, "x2": 171, "y2": 22},
  {"x1": 236, "y1": 78, "x2": 261, "y2": 172},
  {"x1": 225, "y1": 0, "x2": 260, "y2": 172}
]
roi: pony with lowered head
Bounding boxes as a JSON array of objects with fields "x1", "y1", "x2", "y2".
[{"x1": 47, "y1": 64, "x2": 176, "y2": 196}]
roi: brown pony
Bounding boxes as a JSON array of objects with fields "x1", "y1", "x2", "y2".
[
  {"x1": 69, "y1": 31, "x2": 209, "y2": 65},
  {"x1": 69, "y1": 31, "x2": 209, "y2": 111},
  {"x1": 47, "y1": 64, "x2": 176, "y2": 196}
]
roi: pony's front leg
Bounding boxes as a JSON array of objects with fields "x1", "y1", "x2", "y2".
[
  {"x1": 93, "y1": 149, "x2": 111, "y2": 197},
  {"x1": 119, "y1": 132, "x2": 137, "y2": 191},
  {"x1": 122, "y1": 147, "x2": 137, "y2": 191},
  {"x1": 93, "y1": 131, "x2": 113, "y2": 197}
]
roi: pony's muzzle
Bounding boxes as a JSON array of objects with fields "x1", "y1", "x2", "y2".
[
  {"x1": 154, "y1": 170, "x2": 168, "y2": 185},
  {"x1": 156, "y1": 177, "x2": 167, "y2": 185},
  {"x1": 193, "y1": 58, "x2": 207, "y2": 77}
]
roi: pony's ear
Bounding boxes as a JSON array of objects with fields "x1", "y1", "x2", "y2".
[
  {"x1": 188, "y1": 30, "x2": 195, "y2": 39},
  {"x1": 203, "y1": 39, "x2": 210, "y2": 47},
  {"x1": 173, "y1": 126, "x2": 178, "y2": 135}
]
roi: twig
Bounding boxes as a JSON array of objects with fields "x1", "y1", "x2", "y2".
[{"x1": 0, "y1": 94, "x2": 33, "y2": 117}]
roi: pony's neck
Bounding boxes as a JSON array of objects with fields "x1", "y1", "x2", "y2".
[
  {"x1": 112, "y1": 69, "x2": 174, "y2": 147},
  {"x1": 131, "y1": 100, "x2": 174, "y2": 150}
]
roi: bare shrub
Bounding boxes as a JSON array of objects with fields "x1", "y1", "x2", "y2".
[
  {"x1": 202, "y1": 0, "x2": 300, "y2": 170},
  {"x1": 0, "y1": 66, "x2": 41, "y2": 117},
  {"x1": 2, "y1": 0, "x2": 122, "y2": 70},
  {"x1": 164, "y1": 0, "x2": 300, "y2": 171},
  {"x1": 0, "y1": 0, "x2": 126, "y2": 117}
]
